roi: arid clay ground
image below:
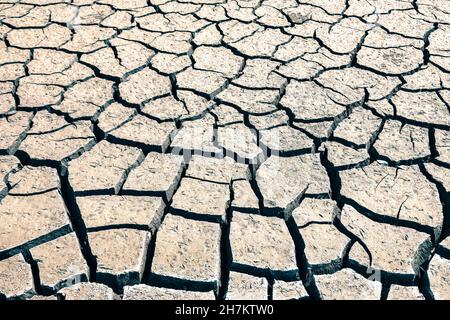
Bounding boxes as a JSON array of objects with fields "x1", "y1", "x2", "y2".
[{"x1": 0, "y1": 0, "x2": 449, "y2": 300}]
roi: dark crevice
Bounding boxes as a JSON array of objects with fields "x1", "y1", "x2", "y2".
[{"x1": 57, "y1": 166, "x2": 98, "y2": 281}]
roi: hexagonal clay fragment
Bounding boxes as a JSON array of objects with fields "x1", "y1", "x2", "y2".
[
  {"x1": 295, "y1": 121, "x2": 334, "y2": 140},
  {"x1": 333, "y1": 107, "x2": 382, "y2": 146},
  {"x1": 0, "y1": 155, "x2": 20, "y2": 195},
  {"x1": 0, "y1": 191, "x2": 70, "y2": 251},
  {"x1": 68, "y1": 140, "x2": 143, "y2": 194},
  {"x1": 315, "y1": 269, "x2": 382, "y2": 300},
  {"x1": 122, "y1": 152, "x2": 185, "y2": 199},
  {"x1": 292, "y1": 198, "x2": 337, "y2": 226},
  {"x1": 315, "y1": 18, "x2": 368, "y2": 54},
  {"x1": 7, "y1": 24, "x2": 71, "y2": 49},
  {"x1": 171, "y1": 178, "x2": 230, "y2": 219},
  {"x1": 107, "y1": 115, "x2": 176, "y2": 151},
  {"x1": 428, "y1": 254, "x2": 450, "y2": 300},
  {"x1": 231, "y1": 28, "x2": 291, "y2": 57},
  {"x1": 26, "y1": 53, "x2": 92, "y2": 87},
  {"x1": 340, "y1": 162, "x2": 442, "y2": 228},
  {"x1": 0, "y1": 254, "x2": 34, "y2": 298},
  {"x1": 299, "y1": 223, "x2": 349, "y2": 266},
  {"x1": 277, "y1": 58, "x2": 322, "y2": 80},
  {"x1": 151, "y1": 214, "x2": 221, "y2": 283},
  {"x1": 340, "y1": 205, "x2": 429, "y2": 274},
  {"x1": 405, "y1": 55, "x2": 450, "y2": 87},
  {"x1": 260, "y1": 126, "x2": 314, "y2": 153},
  {"x1": 77, "y1": 195, "x2": 165, "y2": 231},
  {"x1": 16, "y1": 81, "x2": 57, "y2": 108},
  {"x1": 34, "y1": 43, "x2": 67, "y2": 68},
  {"x1": 30, "y1": 233, "x2": 87, "y2": 290},
  {"x1": 273, "y1": 280, "x2": 308, "y2": 300},
  {"x1": 141, "y1": 95, "x2": 188, "y2": 121},
  {"x1": 193, "y1": 46, "x2": 243, "y2": 78},
  {"x1": 55, "y1": 77, "x2": 114, "y2": 119},
  {"x1": 150, "y1": 52, "x2": 191, "y2": 75},
  {"x1": 218, "y1": 123, "x2": 263, "y2": 161},
  {"x1": 249, "y1": 110, "x2": 289, "y2": 130},
  {"x1": 80, "y1": 40, "x2": 153, "y2": 78},
  {"x1": 220, "y1": 20, "x2": 260, "y2": 44},
  {"x1": 226, "y1": 272, "x2": 268, "y2": 300},
  {"x1": 317, "y1": 68, "x2": 400, "y2": 103},
  {"x1": 119, "y1": 68, "x2": 171, "y2": 104},
  {"x1": 89, "y1": 229, "x2": 150, "y2": 279},
  {"x1": 62, "y1": 25, "x2": 115, "y2": 52},
  {"x1": 176, "y1": 67, "x2": 227, "y2": 98},
  {"x1": 233, "y1": 59, "x2": 285, "y2": 89},
  {"x1": 216, "y1": 85, "x2": 278, "y2": 114},
  {"x1": 321, "y1": 141, "x2": 370, "y2": 168},
  {"x1": 170, "y1": 115, "x2": 222, "y2": 155},
  {"x1": 376, "y1": 10, "x2": 432, "y2": 39},
  {"x1": 374, "y1": 120, "x2": 430, "y2": 162},
  {"x1": 193, "y1": 25, "x2": 222, "y2": 46},
  {"x1": 231, "y1": 180, "x2": 259, "y2": 211},
  {"x1": 0, "y1": 112, "x2": 31, "y2": 152},
  {"x1": 257, "y1": 154, "x2": 330, "y2": 208},
  {"x1": 97, "y1": 103, "x2": 135, "y2": 134},
  {"x1": 151, "y1": 31, "x2": 192, "y2": 54},
  {"x1": 8, "y1": 166, "x2": 59, "y2": 195},
  {"x1": 123, "y1": 285, "x2": 215, "y2": 300},
  {"x1": 256, "y1": 5, "x2": 290, "y2": 27},
  {"x1": 230, "y1": 213, "x2": 297, "y2": 273},
  {"x1": 19, "y1": 112, "x2": 95, "y2": 162},
  {"x1": 281, "y1": 81, "x2": 347, "y2": 121},
  {"x1": 357, "y1": 46, "x2": 422, "y2": 75},
  {"x1": 58, "y1": 283, "x2": 118, "y2": 300},
  {"x1": 186, "y1": 156, "x2": 249, "y2": 184},
  {"x1": 391, "y1": 91, "x2": 450, "y2": 127},
  {"x1": 387, "y1": 285, "x2": 424, "y2": 300}
]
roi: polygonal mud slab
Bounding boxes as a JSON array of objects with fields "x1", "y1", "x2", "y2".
[
  {"x1": 272, "y1": 280, "x2": 308, "y2": 300},
  {"x1": 428, "y1": 254, "x2": 450, "y2": 300},
  {"x1": 315, "y1": 269, "x2": 382, "y2": 300},
  {"x1": 122, "y1": 153, "x2": 185, "y2": 199},
  {"x1": 123, "y1": 285, "x2": 215, "y2": 300},
  {"x1": 340, "y1": 163, "x2": 442, "y2": 228},
  {"x1": 341, "y1": 205, "x2": 429, "y2": 275},
  {"x1": 58, "y1": 283, "x2": 118, "y2": 300},
  {"x1": 0, "y1": 191, "x2": 70, "y2": 251},
  {"x1": 170, "y1": 178, "x2": 230, "y2": 220},
  {"x1": 77, "y1": 195, "x2": 165, "y2": 230},
  {"x1": 226, "y1": 272, "x2": 268, "y2": 300},
  {"x1": 0, "y1": 254, "x2": 34, "y2": 298},
  {"x1": 89, "y1": 229, "x2": 150, "y2": 280},
  {"x1": 30, "y1": 233, "x2": 87, "y2": 290},
  {"x1": 68, "y1": 140, "x2": 143, "y2": 194},
  {"x1": 1, "y1": 0, "x2": 449, "y2": 301},
  {"x1": 151, "y1": 214, "x2": 221, "y2": 284},
  {"x1": 229, "y1": 213, "x2": 297, "y2": 273},
  {"x1": 257, "y1": 154, "x2": 330, "y2": 209}
]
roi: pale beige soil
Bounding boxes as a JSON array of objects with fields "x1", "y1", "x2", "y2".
[{"x1": 0, "y1": 0, "x2": 449, "y2": 300}]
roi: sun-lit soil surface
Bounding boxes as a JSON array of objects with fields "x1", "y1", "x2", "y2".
[{"x1": 0, "y1": 0, "x2": 449, "y2": 300}]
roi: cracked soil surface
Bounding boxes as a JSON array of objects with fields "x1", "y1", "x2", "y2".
[{"x1": 0, "y1": 0, "x2": 449, "y2": 300}]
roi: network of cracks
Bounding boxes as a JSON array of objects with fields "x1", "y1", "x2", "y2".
[{"x1": 0, "y1": 0, "x2": 449, "y2": 300}]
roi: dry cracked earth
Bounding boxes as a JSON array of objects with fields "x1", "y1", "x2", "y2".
[{"x1": 0, "y1": 0, "x2": 449, "y2": 301}]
